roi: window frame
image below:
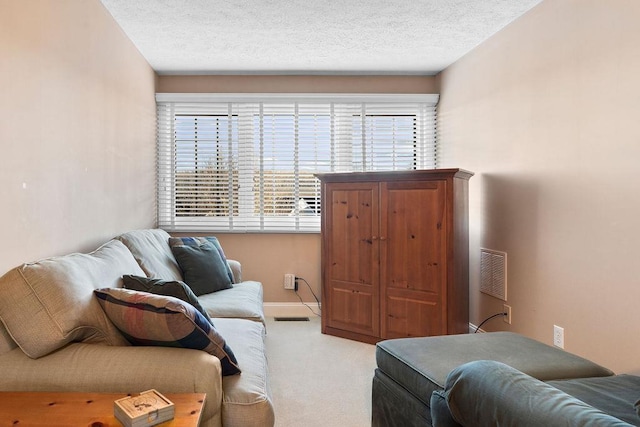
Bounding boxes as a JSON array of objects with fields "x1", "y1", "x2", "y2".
[{"x1": 156, "y1": 93, "x2": 439, "y2": 233}]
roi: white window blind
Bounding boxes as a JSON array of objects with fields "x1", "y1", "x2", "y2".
[{"x1": 156, "y1": 93, "x2": 439, "y2": 233}]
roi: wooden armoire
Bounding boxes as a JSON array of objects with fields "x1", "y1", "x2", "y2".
[{"x1": 316, "y1": 169, "x2": 473, "y2": 344}]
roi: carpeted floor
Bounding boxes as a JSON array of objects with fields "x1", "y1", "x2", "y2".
[{"x1": 264, "y1": 316, "x2": 377, "y2": 427}]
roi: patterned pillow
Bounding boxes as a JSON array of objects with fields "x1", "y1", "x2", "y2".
[
  {"x1": 168, "y1": 237, "x2": 233, "y2": 295},
  {"x1": 94, "y1": 288, "x2": 240, "y2": 376},
  {"x1": 122, "y1": 275, "x2": 214, "y2": 324}
]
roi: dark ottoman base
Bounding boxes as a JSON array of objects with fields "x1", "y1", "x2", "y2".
[
  {"x1": 372, "y1": 332, "x2": 614, "y2": 427},
  {"x1": 372, "y1": 369, "x2": 431, "y2": 427}
]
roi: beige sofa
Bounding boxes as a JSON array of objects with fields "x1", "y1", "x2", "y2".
[{"x1": 0, "y1": 229, "x2": 274, "y2": 427}]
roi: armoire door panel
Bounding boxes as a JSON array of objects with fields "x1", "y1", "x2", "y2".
[
  {"x1": 384, "y1": 293, "x2": 443, "y2": 339},
  {"x1": 327, "y1": 281, "x2": 379, "y2": 336},
  {"x1": 381, "y1": 181, "x2": 447, "y2": 294},
  {"x1": 327, "y1": 186, "x2": 378, "y2": 286},
  {"x1": 324, "y1": 182, "x2": 380, "y2": 338}
]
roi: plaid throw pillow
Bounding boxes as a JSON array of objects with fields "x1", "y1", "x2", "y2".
[
  {"x1": 122, "y1": 275, "x2": 215, "y2": 324},
  {"x1": 94, "y1": 287, "x2": 240, "y2": 376}
]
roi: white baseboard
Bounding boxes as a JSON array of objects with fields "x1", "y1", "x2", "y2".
[
  {"x1": 469, "y1": 323, "x2": 485, "y2": 333},
  {"x1": 264, "y1": 302, "x2": 321, "y2": 318}
]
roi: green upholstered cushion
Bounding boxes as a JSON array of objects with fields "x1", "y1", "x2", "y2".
[
  {"x1": 548, "y1": 375, "x2": 640, "y2": 425},
  {"x1": 443, "y1": 361, "x2": 630, "y2": 427},
  {"x1": 375, "y1": 332, "x2": 614, "y2": 407}
]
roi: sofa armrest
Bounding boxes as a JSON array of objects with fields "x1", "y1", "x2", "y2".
[
  {"x1": 439, "y1": 360, "x2": 632, "y2": 427},
  {"x1": 228, "y1": 259, "x2": 242, "y2": 283},
  {"x1": 0, "y1": 343, "x2": 223, "y2": 427},
  {"x1": 430, "y1": 389, "x2": 462, "y2": 427}
]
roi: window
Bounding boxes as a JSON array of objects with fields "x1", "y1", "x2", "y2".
[{"x1": 157, "y1": 93, "x2": 439, "y2": 233}]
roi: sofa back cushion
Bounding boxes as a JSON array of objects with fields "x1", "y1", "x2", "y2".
[
  {"x1": 116, "y1": 229, "x2": 183, "y2": 281},
  {"x1": 0, "y1": 239, "x2": 144, "y2": 358}
]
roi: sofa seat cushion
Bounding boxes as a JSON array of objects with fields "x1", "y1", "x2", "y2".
[
  {"x1": 214, "y1": 318, "x2": 275, "y2": 427},
  {"x1": 548, "y1": 375, "x2": 640, "y2": 425},
  {"x1": 376, "y1": 332, "x2": 614, "y2": 409},
  {"x1": 199, "y1": 281, "x2": 266, "y2": 325},
  {"x1": 0, "y1": 343, "x2": 223, "y2": 427},
  {"x1": 116, "y1": 229, "x2": 183, "y2": 281},
  {"x1": 0, "y1": 240, "x2": 143, "y2": 358}
]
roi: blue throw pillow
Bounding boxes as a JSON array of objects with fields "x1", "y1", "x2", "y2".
[
  {"x1": 203, "y1": 237, "x2": 234, "y2": 284},
  {"x1": 169, "y1": 237, "x2": 233, "y2": 296}
]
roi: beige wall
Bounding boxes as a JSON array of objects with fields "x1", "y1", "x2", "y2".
[
  {"x1": 0, "y1": 0, "x2": 157, "y2": 274},
  {"x1": 438, "y1": 0, "x2": 640, "y2": 373},
  {"x1": 165, "y1": 75, "x2": 438, "y2": 305}
]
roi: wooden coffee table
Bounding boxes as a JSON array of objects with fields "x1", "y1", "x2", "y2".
[{"x1": 0, "y1": 391, "x2": 205, "y2": 426}]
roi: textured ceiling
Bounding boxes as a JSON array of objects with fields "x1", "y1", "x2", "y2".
[{"x1": 100, "y1": 0, "x2": 542, "y2": 76}]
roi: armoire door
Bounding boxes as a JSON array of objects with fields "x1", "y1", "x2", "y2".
[
  {"x1": 379, "y1": 180, "x2": 448, "y2": 339},
  {"x1": 323, "y1": 182, "x2": 380, "y2": 339}
]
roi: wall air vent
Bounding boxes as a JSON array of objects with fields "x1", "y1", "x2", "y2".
[{"x1": 480, "y1": 248, "x2": 507, "y2": 301}]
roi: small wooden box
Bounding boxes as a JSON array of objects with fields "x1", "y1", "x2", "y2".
[{"x1": 114, "y1": 389, "x2": 175, "y2": 427}]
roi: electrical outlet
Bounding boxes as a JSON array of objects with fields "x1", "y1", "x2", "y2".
[
  {"x1": 284, "y1": 273, "x2": 296, "y2": 290},
  {"x1": 553, "y1": 325, "x2": 565, "y2": 348},
  {"x1": 503, "y1": 304, "x2": 512, "y2": 324}
]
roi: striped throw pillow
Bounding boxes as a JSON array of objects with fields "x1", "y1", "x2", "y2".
[{"x1": 94, "y1": 287, "x2": 240, "y2": 376}]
